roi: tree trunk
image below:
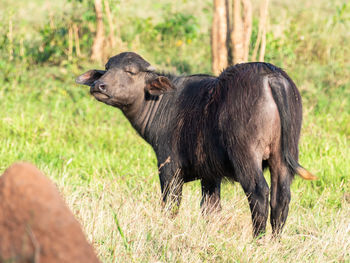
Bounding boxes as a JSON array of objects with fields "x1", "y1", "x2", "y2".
[
  {"x1": 91, "y1": 0, "x2": 105, "y2": 62},
  {"x1": 104, "y1": 0, "x2": 116, "y2": 49},
  {"x1": 252, "y1": 0, "x2": 269, "y2": 62},
  {"x1": 211, "y1": 0, "x2": 228, "y2": 75},
  {"x1": 73, "y1": 24, "x2": 81, "y2": 57},
  {"x1": 68, "y1": 25, "x2": 73, "y2": 61},
  {"x1": 258, "y1": 0, "x2": 269, "y2": 62},
  {"x1": 231, "y1": 0, "x2": 244, "y2": 64},
  {"x1": 231, "y1": 0, "x2": 252, "y2": 64},
  {"x1": 242, "y1": 0, "x2": 252, "y2": 62}
]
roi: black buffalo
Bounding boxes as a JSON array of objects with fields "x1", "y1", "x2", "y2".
[{"x1": 76, "y1": 52, "x2": 316, "y2": 237}]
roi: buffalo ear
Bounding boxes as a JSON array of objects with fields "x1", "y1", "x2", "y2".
[
  {"x1": 145, "y1": 76, "x2": 174, "y2": 96},
  {"x1": 75, "y1": 70, "x2": 106, "y2": 86}
]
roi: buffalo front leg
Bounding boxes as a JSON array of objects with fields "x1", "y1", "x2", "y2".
[
  {"x1": 159, "y1": 162, "x2": 183, "y2": 217},
  {"x1": 200, "y1": 177, "x2": 222, "y2": 215}
]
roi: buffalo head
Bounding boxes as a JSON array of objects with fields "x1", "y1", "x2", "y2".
[{"x1": 76, "y1": 52, "x2": 174, "y2": 108}]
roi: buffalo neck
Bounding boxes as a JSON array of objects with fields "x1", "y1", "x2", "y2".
[
  {"x1": 121, "y1": 92, "x2": 168, "y2": 145},
  {"x1": 121, "y1": 74, "x2": 212, "y2": 148}
]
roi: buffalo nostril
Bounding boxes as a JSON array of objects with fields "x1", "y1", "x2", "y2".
[{"x1": 98, "y1": 83, "x2": 106, "y2": 92}]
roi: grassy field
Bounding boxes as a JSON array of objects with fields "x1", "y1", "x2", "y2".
[
  {"x1": 1, "y1": 64, "x2": 348, "y2": 262},
  {"x1": 0, "y1": 0, "x2": 349, "y2": 262}
]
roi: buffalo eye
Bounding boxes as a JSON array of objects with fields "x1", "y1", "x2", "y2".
[
  {"x1": 125, "y1": 70, "x2": 136, "y2": 75},
  {"x1": 124, "y1": 66, "x2": 138, "y2": 75}
]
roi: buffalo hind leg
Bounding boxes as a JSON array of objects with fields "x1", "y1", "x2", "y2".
[
  {"x1": 237, "y1": 164, "x2": 269, "y2": 238},
  {"x1": 159, "y1": 166, "x2": 184, "y2": 217},
  {"x1": 269, "y1": 158, "x2": 292, "y2": 236},
  {"x1": 200, "y1": 177, "x2": 222, "y2": 215}
]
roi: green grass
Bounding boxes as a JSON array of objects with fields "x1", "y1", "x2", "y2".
[{"x1": 0, "y1": 0, "x2": 349, "y2": 261}]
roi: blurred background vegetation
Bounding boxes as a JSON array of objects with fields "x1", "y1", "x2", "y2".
[{"x1": 0, "y1": 0, "x2": 349, "y2": 113}]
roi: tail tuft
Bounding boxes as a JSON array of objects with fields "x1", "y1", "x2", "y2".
[{"x1": 296, "y1": 166, "x2": 317, "y2": 180}]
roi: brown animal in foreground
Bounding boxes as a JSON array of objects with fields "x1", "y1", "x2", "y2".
[{"x1": 0, "y1": 162, "x2": 100, "y2": 263}]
